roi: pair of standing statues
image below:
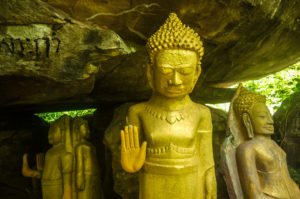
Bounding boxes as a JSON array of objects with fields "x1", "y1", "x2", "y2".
[
  {"x1": 23, "y1": 13, "x2": 299, "y2": 199},
  {"x1": 22, "y1": 116, "x2": 102, "y2": 199}
]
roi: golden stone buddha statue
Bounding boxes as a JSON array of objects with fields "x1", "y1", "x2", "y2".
[
  {"x1": 223, "y1": 86, "x2": 300, "y2": 199},
  {"x1": 120, "y1": 13, "x2": 217, "y2": 199},
  {"x1": 73, "y1": 117, "x2": 103, "y2": 199},
  {"x1": 22, "y1": 116, "x2": 73, "y2": 199}
]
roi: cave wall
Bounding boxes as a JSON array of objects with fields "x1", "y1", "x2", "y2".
[{"x1": 0, "y1": 0, "x2": 300, "y2": 108}]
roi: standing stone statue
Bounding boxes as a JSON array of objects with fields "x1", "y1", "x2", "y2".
[
  {"x1": 221, "y1": 85, "x2": 300, "y2": 199},
  {"x1": 119, "y1": 13, "x2": 217, "y2": 199},
  {"x1": 22, "y1": 116, "x2": 73, "y2": 199},
  {"x1": 73, "y1": 117, "x2": 103, "y2": 199}
]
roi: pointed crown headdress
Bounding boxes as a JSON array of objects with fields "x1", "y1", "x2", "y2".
[{"x1": 146, "y1": 13, "x2": 204, "y2": 65}]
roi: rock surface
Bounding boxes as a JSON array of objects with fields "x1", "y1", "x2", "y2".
[
  {"x1": 0, "y1": 114, "x2": 48, "y2": 199},
  {"x1": 0, "y1": 0, "x2": 300, "y2": 108},
  {"x1": 0, "y1": 0, "x2": 130, "y2": 106},
  {"x1": 274, "y1": 91, "x2": 300, "y2": 168}
]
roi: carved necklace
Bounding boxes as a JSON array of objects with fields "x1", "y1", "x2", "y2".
[{"x1": 145, "y1": 104, "x2": 189, "y2": 125}]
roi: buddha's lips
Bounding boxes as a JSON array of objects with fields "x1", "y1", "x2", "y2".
[
  {"x1": 264, "y1": 126, "x2": 274, "y2": 131},
  {"x1": 165, "y1": 87, "x2": 185, "y2": 93}
]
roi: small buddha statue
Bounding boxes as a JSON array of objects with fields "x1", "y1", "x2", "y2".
[
  {"x1": 22, "y1": 116, "x2": 73, "y2": 199},
  {"x1": 73, "y1": 117, "x2": 103, "y2": 199},
  {"x1": 120, "y1": 13, "x2": 217, "y2": 199},
  {"x1": 230, "y1": 86, "x2": 300, "y2": 198}
]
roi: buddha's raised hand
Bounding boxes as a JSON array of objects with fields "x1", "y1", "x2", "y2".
[
  {"x1": 120, "y1": 125, "x2": 147, "y2": 173},
  {"x1": 22, "y1": 153, "x2": 41, "y2": 178}
]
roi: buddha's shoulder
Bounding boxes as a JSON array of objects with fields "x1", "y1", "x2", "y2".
[
  {"x1": 128, "y1": 102, "x2": 147, "y2": 114},
  {"x1": 191, "y1": 102, "x2": 211, "y2": 116},
  {"x1": 237, "y1": 139, "x2": 262, "y2": 153}
]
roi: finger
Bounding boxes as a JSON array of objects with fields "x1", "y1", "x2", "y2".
[
  {"x1": 136, "y1": 141, "x2": 147, "y2": 168},
  {"x1": 124, "y1": 126, "x2": 130, "y2": 150},
  {"x1": 129, "y1": 125, "x2": 134, "y2": 148},
  {"x1": 133, "y1": 126, "x2": 139, "y2": 148},
  {"x1": 23, "y1": 154, "x2": 29, "y2": 165},
  {"x1": 120, "y1": 130, "x2": 126, "y2": 151},
  {"x1": 23, "y1": 153, "x2": 28, "y2": 161}
]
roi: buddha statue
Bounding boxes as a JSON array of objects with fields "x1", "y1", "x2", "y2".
[
  {"x1": 222, "y1": 85, "x2": 300, "y2": 199},
  {"x1": 22, "y1": 116, "x2": 73, "y2": 199},
  {"x1": 120, "y1": 13, "x2": 217, "y2": 199},
  {"x1": 73, "y1": 117, "x2": 103, "y2": 199}
]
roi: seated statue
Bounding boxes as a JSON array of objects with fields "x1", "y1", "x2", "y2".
[
  {"x1": 22, "y1": 115, "x2": 73, "y2": 199},
  {"x1": 221, "y1": 85, "x2": 300, "y2": 199},
  {"x1": 120, "y1": 13, "x2": 216, "y2": 199},
  {"x1": 73, "y1": 117, "x2": 103, "y2": 199}
]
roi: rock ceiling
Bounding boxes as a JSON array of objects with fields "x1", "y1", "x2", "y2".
[{"x1": 0, "y1": 0, "x2": 299, "y2": 109}]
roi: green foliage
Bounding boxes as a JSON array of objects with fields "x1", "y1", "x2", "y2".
[
  {"x1": 35, "y1": 109, "x2": 96, "y2": 123},
  {"x1": 289, "y1": 167, "x2": 300, "y2": 186},
  {"x1": 242, "y1": 63, "x2": 300, "y2": 113}
]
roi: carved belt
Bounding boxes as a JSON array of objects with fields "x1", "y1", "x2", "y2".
[
  {"x1": 143, "y1": 160, "x2": 198, "y2": 175},
  {"x1": 147, "y1": 143, "x2": 195, "y2": 155}
]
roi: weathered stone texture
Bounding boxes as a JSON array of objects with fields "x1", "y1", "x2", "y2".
[{"x1": 0, "y1": 0, "x2": 299, "y2": 107}]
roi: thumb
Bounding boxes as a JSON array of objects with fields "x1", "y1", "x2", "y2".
[
  {"x1": 133, "y1": 142, "x2": 147, "y2": 171},
  {"x1": 140, "y1": 141, "x2": 147, "y2": 155},
  {"x1": 138, "y1": 141, "x2": 147, "y2": 162}
]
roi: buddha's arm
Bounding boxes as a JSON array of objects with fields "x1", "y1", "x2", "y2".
[
  {"x1": 61, "y1": 152, "x2": 73, "y2": 199},
  {"x1": 75, "y1": 146, "x2": 85, "y2": 191},
  {"x1": 120, "y1": 105, "x2": 147, "y2": 173},
  {"x1": 236, "y1": 145, "x2": 264, "y2": 199},
  {"x1": 197, "y1": 108, "x2": 216, "y2": 199},
  {"x1": 22, "y1": 153, "x2": 41, "y2": 179}
]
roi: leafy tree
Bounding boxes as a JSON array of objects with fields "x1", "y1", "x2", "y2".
[
  {"x1": 243, "y1": 63, "x2": 300, "y2": 113},
  {"x1": 35, "y1": 109, "x2": 96, "y2": 123}
]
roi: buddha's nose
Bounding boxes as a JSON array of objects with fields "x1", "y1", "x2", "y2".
[{"x1": 169, "y1": 71, "x2": 183, "y2": 86}]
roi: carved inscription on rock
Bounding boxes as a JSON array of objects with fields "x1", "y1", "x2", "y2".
[
  {"x1": 0, "y1": 24, "x2": 61, "y2": 60},
  {"x1": 0, "y1": 35, "x2": 60, "y2": 59}
]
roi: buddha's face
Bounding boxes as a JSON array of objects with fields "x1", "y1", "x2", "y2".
[
  {"x1": 249, "y1": 103, "x2": 274, "y2": 135},
  {"x1": 151, "y1": 49, "x2": 200, "y2": 98},
  {"x1": 79, "y1": 124, "x2": 90, "y2": 139},
  {"x1": 48, "y1": 125, "x2": 62, "y2": 144}
]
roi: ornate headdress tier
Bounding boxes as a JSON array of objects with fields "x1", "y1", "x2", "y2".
[
  {"x1": 146, "y1": 13, "x2": 204, "y2": 65},
  {"x1": 233, "y1": 86, "x2": 266, "y2": 118}
]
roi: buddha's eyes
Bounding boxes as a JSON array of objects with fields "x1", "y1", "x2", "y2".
[
  {"x1": 157, "y1": 67, "x2": 194, "y2": 75},
  {"x1": 158, "y1": 67, "x2": 173, "y2": 74},
  {"x1": 258, "y1": 115, "x2": 266, "y2": 118},
  {"x1": 177, "y1": 67, "x2": 194, "y2": 75}
]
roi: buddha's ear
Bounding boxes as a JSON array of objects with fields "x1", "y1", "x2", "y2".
[
  {"x1": 242, "y1": 112, "x2": 254, "y2": 139},
  {"x1": 195, "y1": 64, "x2": 201, "y2": 80},
  {"x1": 146, "y1": 64, "x2": 154, "y2": 89}
]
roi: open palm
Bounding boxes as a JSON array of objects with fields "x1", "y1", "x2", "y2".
[{"x1": 120, "y1": 125, "x2": 147, "y2": 173}]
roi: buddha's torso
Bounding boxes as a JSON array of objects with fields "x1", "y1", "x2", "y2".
[
  {"x1": 251, "y1": 138, "x2": 299, "y2": 198},
  {"x1": 41, "y1": 144, "x2": 65, "y2": 199},
  {"x1": 42, "y1": 144, "x2": 64, "y2": 181},
  {"x1": 138, "y1": 102, "x2": 202, "y2": 172},
  {"x1": 75, "y1": 141, "x2": 100, "y2": 175}
]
